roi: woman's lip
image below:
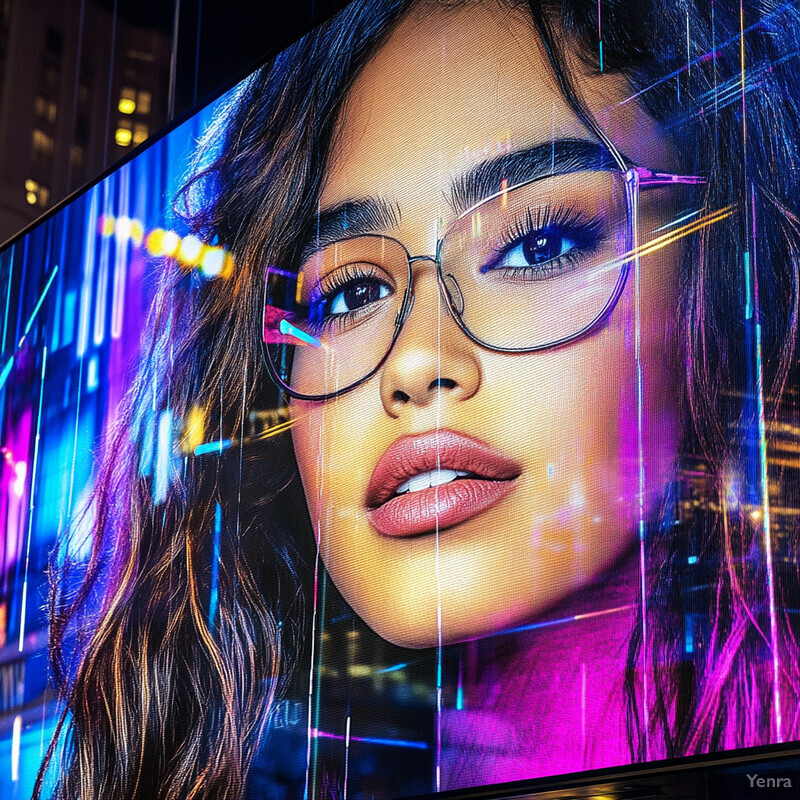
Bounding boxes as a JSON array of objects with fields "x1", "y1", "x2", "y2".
[
  {"x1": 367, "y1": 476, "x2": 520, "y2": 537},
  {"x1": 365, "y1": 429, "x2": 522, "y2": 537}
]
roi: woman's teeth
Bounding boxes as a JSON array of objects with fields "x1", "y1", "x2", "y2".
[{"x1": 395, "y1": 468, "x2": 471, "y2": 495}]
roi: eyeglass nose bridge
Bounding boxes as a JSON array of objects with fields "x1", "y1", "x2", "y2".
[{"x1": 395, "y1": 253, "x2": 465, "y2": 331}]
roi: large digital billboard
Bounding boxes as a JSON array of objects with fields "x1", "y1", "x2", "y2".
[{"x1": 2, "y1": 0, "x2": 800, "y2": 798}]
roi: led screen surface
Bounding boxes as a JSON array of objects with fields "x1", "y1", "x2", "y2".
[{"x1": 2, "y1": 1, "x2": 800, "y2": 798}]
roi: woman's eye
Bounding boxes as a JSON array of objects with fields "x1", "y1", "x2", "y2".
[
  {"x1": 328, "y1": 279, "x2": 390, "y2": 315},
  {"x1": 493, "y1": 227, "x2": 577, "y2": 269}
]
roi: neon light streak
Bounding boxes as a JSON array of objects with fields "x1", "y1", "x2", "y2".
[
  {"x1": 343, "y1": 714, "x2": 351, "y2": 800},
  {"x1": 597, "y1": 0, "x2": 603, "y2": 72},
  {"x1": 652, "y1": 208, "x2": 701, "y2": 233},
  {"x1": 456, "y1": 656, "x2": 464, "y2": 711},
  {"x1": 750, "y1": 178, "x2": 783, "y2": 742},
  {"x1": 491, "y1": 603, "x2": 635, "y2": 638},
  {"x1": 22, "y1": 265, "x2": 58, "y2": 340},
  {"x1": 20, "y1": 345, "x2": 47, "y2": 651},
  {"x1": 267, "y1": 265, "x2": 299, "y2": 279},
  {"x1": 194, "y1": 439, "x2": 231, "y2": 456},
  {"x1": 94, "y1": 183, "x2": 113, "y2": 347},
  {"x1": 311, "y1": 729, "x2": 429, "y2": 750},
  {"x1": 2, "y1": 244, "x2": 13, "y2": 353},
  {"x1": 376, "y1": 662, "x2": 409, "y2": 673},
  {"x1": 111, "y1": 168, "x2": 130, "y2": 339},
  {"x1": 209, "y1": 503, "x2": 221, "y2": 630},
  {"x1": 0, "y1": 356, "x2": 13, "y2": 391},
  {"x1": 77, "y1": 188, "x2": 98, "y2": 357},
  {"x1": 11, "y1": 714, "x2": 21, "y2": 782},
  {"x1": 629, "y1": 171, "x2": 651, "y2": 761},
  {"x1": 154, "y1": 409, "x2": 173, "y2": 504},
  {"x1": 279, "y1": 318, "x2": 322, "y2": 348}
]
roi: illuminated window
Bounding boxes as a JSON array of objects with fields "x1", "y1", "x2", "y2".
[
  {"x1": 24, "y1": 179, "x2": 49, "y2": 208},
  {"x1": 118, "y1": 86, "x2": 136, "y2": 115},
  {"x1": 137, "y1": 90, "x2": 151, "y2": 114},
  {"x1": 70, "y1": 144, "x2": 84, "y2": 167},
  {"x1": 31, "y1": 128, "x2": 54, "y2": 159},
  {"x1": 132, "y1": 123, "x2": 149, "y2": 145},
  {"x1": 34, "y1": 95, "x2": 57, "y2": 124},
  {"x1": 115, "y1": 120, "x2": 132, "y2": 147}
]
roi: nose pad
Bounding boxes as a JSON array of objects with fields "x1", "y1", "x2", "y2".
[{"x1": 442, "y1": 273, "x2": 465, "y2": 315}]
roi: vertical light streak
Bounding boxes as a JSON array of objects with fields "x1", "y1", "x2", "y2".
[
  {"x1": 434, "y1": 217, "x2": 443, "y2": 794},
  {"x1": 20, "y1": 346, "x2": 47, "y2": 651},
  {"x1": 342, "y1": 714, "x2": 351, "y2": 800},
  {"x1": 711, "y1": 0, "x2": 719, "y2": 152},
  {"x1": 77, "y1": 188, "x2": 98, "y2": 357},
  {"x1": 208, "y1": 503, "x2": 221, "y2": 630},
  {"x1": 686, "y1": 5, "x2": 691, "y2": 77},
  {"x1": 629, "y1": 170, "x2": 650, "y2": 760},
  {"x1": 303, "y1": 546, "x2": 321, "y2": 800},
  {"x1": 455, "y1": 654, "x2": 464, "y2": 711},
  {"x1": 597, "y1": 0, "x2": 603, "y2": 72},
  {"x1": 154, "y1": 409, "x2": 173, "y2": 504},
  {"x1": 305, "y1": 356, "x2": 324, "y2": 800},
  {"x1": 94, "y1": 181, "x2": 113, "y2": 347},
  {"x1": 2, "y1": 245, "x2": 14, "y2": 354},
  {"x1": 11, "y1": 713, "x2": 21, "y2": 782},
  {"x1": 581, "y1": 662, "x2": 587, "y2": 745},
  {"x1": 111, "y1": 167, "x2": 130, "y2": 338},
  {"x1": 750, "y1": 184, "x2": 783, "y2": 743}
]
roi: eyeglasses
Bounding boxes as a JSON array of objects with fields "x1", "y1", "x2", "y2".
[{"x1": 262, "y1": 166, "x2": 704, "y2": 401}]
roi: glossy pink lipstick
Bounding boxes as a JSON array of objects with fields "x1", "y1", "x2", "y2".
[{"x1": 365, "y1": 429, "x2": 521, "y2": 537}]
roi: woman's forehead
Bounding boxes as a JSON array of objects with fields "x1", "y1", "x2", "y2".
[{"x1": 320, "y1": 1, "x2": 677, "y2": 215}]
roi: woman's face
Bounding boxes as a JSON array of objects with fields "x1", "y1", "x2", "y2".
[{"x1": 290, "y1": 1, "x2": 685, "y2": 647}]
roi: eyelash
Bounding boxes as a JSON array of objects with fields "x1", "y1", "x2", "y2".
[
  {"x1": 307, "y1": 263, "x2": 387, "y2": 332},
  {"x1": 487, "y1": 203, "x2": 606, "y2": 279}
]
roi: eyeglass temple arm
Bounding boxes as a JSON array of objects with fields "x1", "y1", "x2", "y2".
[{"x1": 630, "y1": 166, "x2": 706, "y2": 187}]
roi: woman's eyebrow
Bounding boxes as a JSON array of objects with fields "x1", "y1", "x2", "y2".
[
  {"x1": 449, "y1": 139, "x2": 620, "y2": 214},
  {"x1": 298, "y1": 197, "x2": 401, "y2": 261}
]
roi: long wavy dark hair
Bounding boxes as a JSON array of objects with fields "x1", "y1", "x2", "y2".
[{"x1": 35, "y1": 0, "x2": 800, "y2": 797}]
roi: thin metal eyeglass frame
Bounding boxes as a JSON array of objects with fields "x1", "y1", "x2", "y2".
[{"x1": 263, "y1": 165, "x2": 705, "y2": 401}]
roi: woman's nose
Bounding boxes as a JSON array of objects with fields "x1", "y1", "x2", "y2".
[{"x1": 379, "y1": 269, "x2": 481, "y2": 417}]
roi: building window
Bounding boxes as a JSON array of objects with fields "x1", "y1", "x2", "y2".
[
  {"x1": 132, "y1": 123, "x2": 149, "y2": 145},
  {"x1": 137, "y1": 90, "x2": 151, "y2": 115},
  {"x1": 25, "y1": 179, "x2": 49, "y2": 208},
  {"x1": 34, "y1": 95, "x2": 57, "y2": 124},
  {"x1": 31, "y1": 128, "x2": 54, "y2": 160},
  {"x1": 118, "y1": 87, "x2": 136, "y2": 115},
  {"x1": 115, "y1": 120, "x2": 132, "y2": 147}
]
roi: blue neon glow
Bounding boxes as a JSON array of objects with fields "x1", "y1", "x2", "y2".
[
  {"x1": 376, "y1": 662, "x2": 409, "y2": 674},
  {"x1": 209, "y1": 503, "x2": 221, "y2": 630},
  {"x1": 155, "y1": 409, "x2": 174, "y2": 503},
  {"x1": 194, "y1": 439, "x2": 232, "y2": 456},
  {"x1": 688, "y1": 555, "x2": 698, "y2": 564},
  {"x1": 279, "y1": 318, "x2": 322, "y2": 348},
  {"x1": 87, "y1": 355, "x2": 99, "y2": 391}
]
